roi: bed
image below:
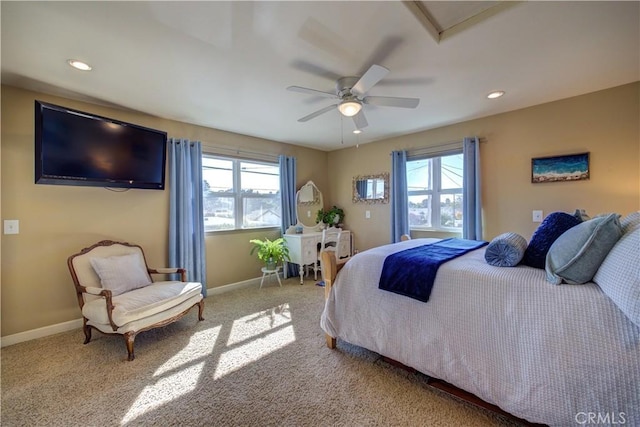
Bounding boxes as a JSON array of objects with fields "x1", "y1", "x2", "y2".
[{"x1": 320, "y1": 224, "x2": 639, "y2": 426}]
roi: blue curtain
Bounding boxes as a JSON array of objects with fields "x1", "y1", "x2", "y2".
[
  {"x1": 462, "y1": 137, "x2": 482, "y2": 240},
  {"x1": 390, "y1": 150, "x2": 409, "y2": 243},
  {"x1": 279, "y1": 155, "x2": 299, "y2": 278},
  {"x1": 168, "y1": 138, "x2": 207, "y2": 296}
]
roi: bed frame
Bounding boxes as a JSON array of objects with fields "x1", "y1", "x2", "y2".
[{"x1": 319, "y1": 251, "x2": 544, "y2": 427}]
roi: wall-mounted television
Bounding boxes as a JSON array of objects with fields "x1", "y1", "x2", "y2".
[{"x1": 35, "y1": 100, "x2": 167, "y2": 190}]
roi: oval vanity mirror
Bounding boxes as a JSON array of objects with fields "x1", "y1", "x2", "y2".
[{"x1": 296, "y1": 181, "x2": 323, "y2": 228}]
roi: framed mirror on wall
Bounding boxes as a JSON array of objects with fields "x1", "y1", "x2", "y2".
[{"x1": 353, "y1": 173, "x2": 389, "y2": 204}]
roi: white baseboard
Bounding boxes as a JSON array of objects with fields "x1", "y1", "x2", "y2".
[
  {"x1": 1, "y1": 276, "x2": 263, "y2": 348},
  {"x1": 1, "y1": 318, "x2": 84, "y2": 348}
]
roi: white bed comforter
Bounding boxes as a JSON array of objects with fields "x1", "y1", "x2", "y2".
[{"x1": 320, "y1": 239, "x2": 640, "y2": 426}]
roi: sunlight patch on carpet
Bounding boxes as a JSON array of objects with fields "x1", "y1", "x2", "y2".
[
  {"x1": 214, "y1": 305, "x2": 295, "y2": 380},
  {"x1": 121, "y1": 361, "x2": 205, "y2": 424},
  {"x1": 154, "y1": 326, "x2": 220, "y2": 377},
  {"x1": 227, "y1": 303, "x2": 291, "y2": 346}
]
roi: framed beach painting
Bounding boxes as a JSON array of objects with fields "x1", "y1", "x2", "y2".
[{"x1": 531, "y1": 152, "x2": 590, "y2": 183}]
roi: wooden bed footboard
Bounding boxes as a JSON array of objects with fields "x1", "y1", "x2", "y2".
[{"x1": 320, "y1": 251, "x2": 345, "y2": 349}]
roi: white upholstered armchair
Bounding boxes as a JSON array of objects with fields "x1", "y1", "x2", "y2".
[{"x1": 67, "y1": 240, "x2": 204, "y2": 361}]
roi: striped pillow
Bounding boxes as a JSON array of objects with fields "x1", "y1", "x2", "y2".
[{"x1": 485, "y1": 232, "x2": 527, "y2": 267}]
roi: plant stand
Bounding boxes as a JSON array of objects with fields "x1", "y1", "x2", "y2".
[{"x1": 260, "y1": 266, "x2": 282, "y2": 288}]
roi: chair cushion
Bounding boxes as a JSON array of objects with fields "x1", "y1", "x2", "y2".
[
  {"x1": 82, "y1": 280, "x2": 202, "y2": 326},
  {"x1": 593, "y1": 227, "x2": 640, "y2": 327},
  {"x1": 484, "y1": 232, "x2": 527, "y2": 267},
  {"x1": 90, "y1": 252, "x2": 152, "y2": 296},
  {"x1": 545, "y1": 213, "x2": 622, "y2": 285}
]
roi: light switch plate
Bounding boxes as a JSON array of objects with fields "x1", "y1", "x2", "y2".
[
  {"x1": 532, "y1": 210, "x2": 543, "y2": 223},
  {"x1": 4, "y1": 219, "x2": 19, "y2": 234},
  {"x1": 365, "y1": 210, "x2": 371, "y2": 219}
]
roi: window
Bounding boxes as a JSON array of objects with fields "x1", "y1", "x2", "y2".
[
  {"x1": 407, "y1": 153, "x2": 463, "y2": 230},
  {"x1": 202, "y1": 156, "x2": 280, "y2": 232}
]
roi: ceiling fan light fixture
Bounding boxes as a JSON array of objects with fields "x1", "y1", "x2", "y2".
[
  {"x1": 487, "y1": 90, "x2": 505, "y2": 99},
  {"x1": 338, "y1": 100, "x2": 362, "y2": 117},
  {"x1": 67, "y1": 59, "x2": 92, "y2": 71}
]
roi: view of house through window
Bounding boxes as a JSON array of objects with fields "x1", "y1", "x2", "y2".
[
  {"x1": 202, "y1": 156, "x2": 280, "y2": 231},
  {"x1": 407, "y1": 153, "x2": 464, "y2": 230}
]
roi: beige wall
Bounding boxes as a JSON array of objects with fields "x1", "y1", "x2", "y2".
[
  {"x1": 2, "y1": 82, "x2": 638, "y2": 337},
  {"x1": 0, "y1": 85, "x2": 328, "y2": 336},
  {"x1": 329, "y1": 82, "x2": 640, "y2": 252}
]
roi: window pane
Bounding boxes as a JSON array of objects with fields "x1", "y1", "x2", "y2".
[
  {"x1": 409, "y1": 195, "x2": 432, "y2": 228},
  {"x1": 440, "y1": 193, "x2": 463, "y2": 228},
  {"x1": 441, "y1": 154, "x2": 463, "y2": 190},
  {"x1": 243, "y1": 196, "x2": 281, "y2": 228},
  {"x1": 203, "y1": 157, "x2": 233, "y2": 193},
  {"x1": 407, "y1": 159, "x2": 432, "y2": 192},
  {"x1": 204, "y1": 197, "x2": 235, "y2": 231},
  {"x1": 241, "y1": 162, "x2": 279, "y2": 194}
]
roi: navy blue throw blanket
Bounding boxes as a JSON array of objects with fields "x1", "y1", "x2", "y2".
[{"x1": 379, "y1": 238, "x2": 488, "y2": 302}]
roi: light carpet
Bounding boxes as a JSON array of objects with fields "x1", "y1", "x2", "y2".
[{"x1": 1, "y1": 277, "x2": 522, "y2": 426}]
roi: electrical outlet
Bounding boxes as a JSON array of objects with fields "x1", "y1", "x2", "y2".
[
  {"x1": 532, "y1": 210, "x2": 543, "y2": 223},
  {"x1": 4, "y1": 220, "x2": 19, "y2": 234},
  {"x1": 307, "y1": 210, "x2": 311, "y2": 218},
  {"x1": 365, "y1": 210, "x2": 371, "y2": 219}
]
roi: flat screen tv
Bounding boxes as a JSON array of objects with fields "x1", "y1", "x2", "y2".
[{"x1": 35, "y1": 100, "x2": 167, "y2": 190}]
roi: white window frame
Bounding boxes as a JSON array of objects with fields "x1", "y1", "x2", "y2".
[
  {"x1": 407, "y1": 151, "x2": 463, "y2": 232},
  {"x1": 202, "y1": 155, "x2": 280, "y2": 232}
]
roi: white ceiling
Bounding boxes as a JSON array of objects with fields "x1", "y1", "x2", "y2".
[{"x1": 2, "y1": 1, "x2": 638, "y2": 151}]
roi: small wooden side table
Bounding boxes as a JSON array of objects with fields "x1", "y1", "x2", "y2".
[{"x1": 260, "y1": 267, "x2": 282, "y2": 288}]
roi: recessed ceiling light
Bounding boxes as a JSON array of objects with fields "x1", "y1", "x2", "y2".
[
  {"x1": 353, "y1": 129, "x2": 362, "y2": 134},
  {"x1": 487, "y1": 91, "x2": 505, "y2": 99},
  {"x1": 67, "y1": 59, "x2": 92, "y2": 71}
]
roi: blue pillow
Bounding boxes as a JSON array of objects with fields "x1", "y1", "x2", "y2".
[
  {"x1": 545, "y1": 213, "x2": 622, "y2": 285},
  {"x1": 522, "y1": 212, "x2": 581, "y2": 269},
  {"x1": 485, "y1": 232, "x2": 527, "y2": 267}
]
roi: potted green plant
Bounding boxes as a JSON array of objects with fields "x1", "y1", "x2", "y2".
[
  {"x1": 249, "y1": 237, "x2": 291, "y2": 270},
  {"x1": 316, "y1": 205, "x2": 345, "y2": 226}
]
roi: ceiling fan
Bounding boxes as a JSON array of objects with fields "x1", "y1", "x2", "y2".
[{"x1": 287, "y1": 64, "x2": 420, "y2": 130}]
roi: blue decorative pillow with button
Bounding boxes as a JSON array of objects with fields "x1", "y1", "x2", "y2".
[{"x1": 522, "y1": 212, "x2": 581, "y2": 269}]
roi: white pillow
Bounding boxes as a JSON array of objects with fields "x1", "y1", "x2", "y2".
[
  {"x1": 620, "y1": 211, "x2": 640, "y2": 234},
  {"x1": 593, "y1": 227, "x2": 640, "y2": 327},
  {"x1": 90, "y1": 253, "x2": 151, "y2": 296}
]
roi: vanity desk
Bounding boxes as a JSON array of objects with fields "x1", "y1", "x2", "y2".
[
  {"x1": 284, "y1": 228, "x2": 352, "y2": 284},
  {"x1": 284, "y1": 180, "x2": 352, "y2": 284}
]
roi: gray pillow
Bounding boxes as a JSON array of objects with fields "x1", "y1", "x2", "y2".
[
  {"x1": 484, "y1": 232, "x2": 527, "y2": 267},
  {"x1": 593, "y1": 227, "x2": 640, "y2": 327},
  {"x1": 545, "y1": 213, "x2": 622, "y2": 285}
]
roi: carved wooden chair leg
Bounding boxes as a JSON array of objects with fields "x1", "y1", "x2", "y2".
[
  {"x1": 83, "y1": 322, "x2": 92, "y2": 344},
  {"x1": 124, "y1": 332, "x2": 136, "y2": 361},
  {"x1": 197, "y1": 300, "x2": 205, "y2": 321}
]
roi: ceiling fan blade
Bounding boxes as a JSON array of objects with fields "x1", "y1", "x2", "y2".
[
  {"x1": 363, "y1": 96, "x2": 420, "y2": 108},
  {"x1": 287, "y1": 86, "x2": 337, "y2": 99},
  {"x1": 290, "y1": 59, "x2": 342, "y2": 82},
  {"x1": 352, "y1": 64, "x2": 389, "y2": 96},
  {"x1": 358, "y1": 36, "x2": 404, "y2": 75},
  {"x1": 298, "y1": 104, "x2": 337, "y2": 122},
  {"x1": 352, "y1": 110, "x2": 368, "y2": 129}
]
